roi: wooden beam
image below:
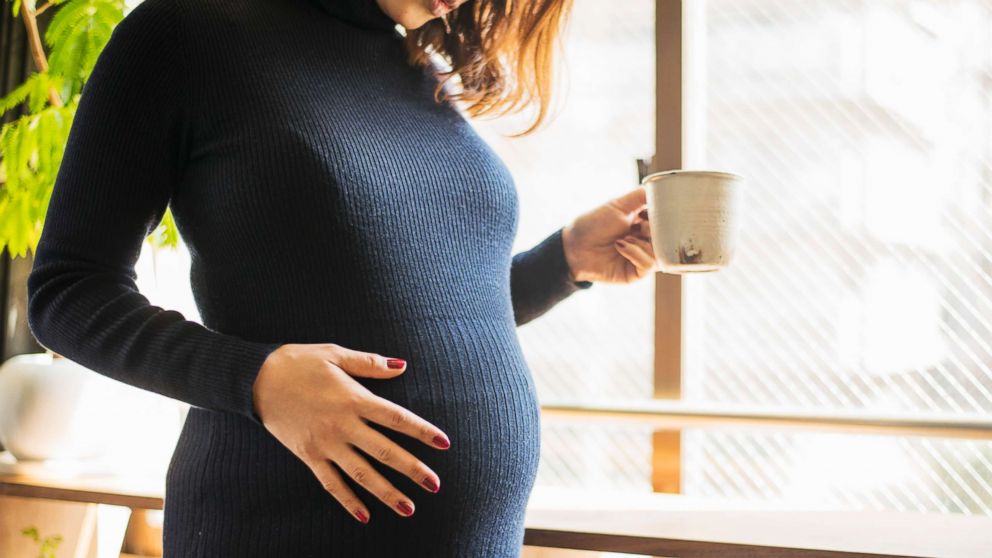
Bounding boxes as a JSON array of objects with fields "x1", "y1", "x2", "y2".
[
  {"x1": 651, "y1": 0, "x2": 686, "y2": 505},
  {"x1": 540, "y1": 402, "x2": 992, "y2": 441},
  {"x1": 652, "y1": 0, "x2": 684, "y2": 401},
  {"x1": 651, "y1": 430, "x2": 681, "y2": 493}
]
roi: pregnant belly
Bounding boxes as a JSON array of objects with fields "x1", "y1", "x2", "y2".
[{"x1": 164, "y1": 316, "x2": 542, "y2": 535}]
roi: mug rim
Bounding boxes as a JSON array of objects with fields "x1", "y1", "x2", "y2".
[{"x1": 640, "y1": 169, "x2": 741, "y2": 184}]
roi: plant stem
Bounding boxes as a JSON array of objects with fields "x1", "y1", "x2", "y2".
[
  {"x1": 19, "y1": 1, "x2": 63, "y2": 108},
  {"x1": 34, "y1": 2, "x2": 55, "y2": 16}
]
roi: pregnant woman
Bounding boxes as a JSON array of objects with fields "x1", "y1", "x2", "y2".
[{"x1": 26, "y1": 0, "x2": 657, "y2": 555}]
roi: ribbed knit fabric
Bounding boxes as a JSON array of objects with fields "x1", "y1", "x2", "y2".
[{"x1": 25, "y1": 0, "x2": 592, "y2": 555}]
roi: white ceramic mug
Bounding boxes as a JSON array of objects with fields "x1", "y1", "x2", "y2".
[{"x1": 641, "y1": 169, "x2": 743, "y2": 274}]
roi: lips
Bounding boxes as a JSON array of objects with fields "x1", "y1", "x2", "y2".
[{"x1": 431, "y1": 0, "x2": 459, "y2": 17}]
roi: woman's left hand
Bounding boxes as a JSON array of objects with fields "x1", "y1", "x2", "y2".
[{"x1": 561, "y1": 186, "x2": 656, "y2": 284}]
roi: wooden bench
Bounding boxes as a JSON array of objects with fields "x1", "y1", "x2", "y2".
[{"x1": 2, "y1": 465, "x2": 991, "y2": 557}]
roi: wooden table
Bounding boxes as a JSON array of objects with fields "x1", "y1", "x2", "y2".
[{"x1": 3, "y1": 466, "x2": 991, "y2": 557}]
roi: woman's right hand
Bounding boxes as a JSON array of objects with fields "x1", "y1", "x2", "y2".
[{"x1": 251, "y1": 343, "x2": 450, "y2": 524}]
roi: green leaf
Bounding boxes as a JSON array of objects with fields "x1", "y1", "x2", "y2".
[
  {"x1": 44, "y1": 0, "x2": 88, "y2": 48},
  {"x1": 4, "y1": 121, "x2": 23, "y2": 189},
  {"x1": 0, "y1": 79, "x2": 31, "y2": 115},
  {"x1": 36, "y1": 110, "x2": 51, "y2": 173},
  {"x1": 147, "y1": 206, "x2": 180, "y2": 250},
  {"x1": 27, "y1": 72, "x2": 51, "y2": 113},
  {"x1": 20, "y1": 526, "x2": 39, "y2": 541},
  {"x1": 1, "y1": 0, "x2": 127, "y2": 258}
]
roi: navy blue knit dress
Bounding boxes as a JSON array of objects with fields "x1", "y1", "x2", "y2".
[{"x1": 25, "y1": 0, "x2": 592, "y2": 555}]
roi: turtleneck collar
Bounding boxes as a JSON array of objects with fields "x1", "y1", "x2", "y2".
[{"x1": 312, "y1": 0, "x2": 399, "y2": 33}]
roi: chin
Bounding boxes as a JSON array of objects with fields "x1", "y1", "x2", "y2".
[
  {"x1": 391, "y1": 0, "x2": 438, "y2": 29},
  {"x1": 399, "y1": 13, "x2": 437, "y2": 30}
]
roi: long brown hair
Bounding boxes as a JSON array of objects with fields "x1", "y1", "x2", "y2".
[{"x1": 401, "y1": 0, "x2": 575, "y2": 137}]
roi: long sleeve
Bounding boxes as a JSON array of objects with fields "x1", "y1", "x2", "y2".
[
  {"x1": 26, "y1": 0, "x2": 282, "y2": 426},
  {"x1": 510, "y1": 226, "x2": 593, "y2": 326}
]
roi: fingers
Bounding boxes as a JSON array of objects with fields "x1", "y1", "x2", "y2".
[
  {"x1": 351, "y1": 423, "x2": 441, "y2": 494},
  {"x1": 608, "y1": 185, "x2": 648, "y2": 214},
  {"x1": 305, "y1": 457, "x2": 370, "y2": 524},
  {"x1": 334, "y1": 448, "x2": 417, "y2": 517},
  {"x1": 615, "y1": 235, "x2": 657, "y2": 274},
  {"x1": 358, "y1": 394, "x2": 452, "y2": 450},
  {"x1": 630, "y1": 213, "x2": 652, "y2": 241},
  {"x1": 323, "y1": 343, "x2": 407, "y2": 379}
]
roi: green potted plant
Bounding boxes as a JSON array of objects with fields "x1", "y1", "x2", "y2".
[{"x1": 0, "y1": 0, "x2": 176, "y2": 461}]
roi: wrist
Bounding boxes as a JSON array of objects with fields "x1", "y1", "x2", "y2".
[
  {"x1": 252, "y1": 345, "x2": 286, "y2": 424},
  {"x1": 560, "y1": 223, "x2": 589, "y2": 284}
]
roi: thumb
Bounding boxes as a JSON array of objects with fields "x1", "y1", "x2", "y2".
[
  {"x1": 608, "y1": 185, "x2": 647, "y2": 215},
  {"x1": 328, "y1": 345, "x2": 407, "y2": 378}
]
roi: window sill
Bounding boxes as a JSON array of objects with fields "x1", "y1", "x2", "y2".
[{"x1": 524, "y1": 486, "x2": 992, "y2": 557}]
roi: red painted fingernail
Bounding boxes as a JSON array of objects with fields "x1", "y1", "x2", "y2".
[
  {"x1": 397, "y1": 501, "x2": 414, "y2": 516},
  {"x1": 386, "y1": 358, "x2": 406, "y2": 369},
  {"x1": 432, "y1": 435, "x2": 450, "y2": 449},
  {"x1": 355, "y1": 509, "x2": 369, "y2": 524},
  {"x1": 421, "y1": 476, "x2": 439, "y2": 493}
]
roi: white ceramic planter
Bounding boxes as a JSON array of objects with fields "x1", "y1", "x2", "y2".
[{"x1": 0, "y1": 352, "x2": 119, "y2": 461}]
